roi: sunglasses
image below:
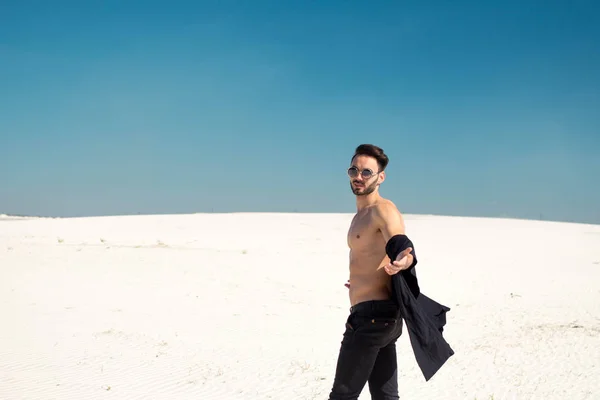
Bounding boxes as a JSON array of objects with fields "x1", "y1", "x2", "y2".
[{"x1": 347, "y1": 166, "x2": 379, "y2": 179}]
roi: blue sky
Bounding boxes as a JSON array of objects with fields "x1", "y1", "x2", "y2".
[{"x1": 1, "y1": 0, "x2": 599, "y2": 223}]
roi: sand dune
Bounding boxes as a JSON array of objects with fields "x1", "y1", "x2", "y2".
[{"x1": 1, "y1": 213, "x2": 599, "y2": 399}]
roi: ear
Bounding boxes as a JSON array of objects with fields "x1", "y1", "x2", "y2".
[{"x1": 378, "y1": 171, "x2": 386, "y2": 184}]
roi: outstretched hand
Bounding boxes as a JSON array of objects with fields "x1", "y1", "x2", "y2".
[{"x1": 380, "y1": 247, "x2": 413, "y2": 275}]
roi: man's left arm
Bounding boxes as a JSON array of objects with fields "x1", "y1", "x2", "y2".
[{"x1": 374, "y1": 204, "x2": 417, "y2": 275}]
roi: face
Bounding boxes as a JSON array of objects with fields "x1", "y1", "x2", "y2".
[{"x1": 347, "y1": 155, "x2": 384, "y2": 196}]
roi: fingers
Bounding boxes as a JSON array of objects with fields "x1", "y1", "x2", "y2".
[
  {"x1": 384, "y1": 263, "x2": 399, "y2": 275},
  {"x1": 392, "y1": 259, "x2": 411, "y2": 269},
  {"x1": 387, "y1": 256, "x2": 412, "y2": 275},
  {"x1": 396, "y1": 247, "x2": 412, "y2": 260},
  {"x1": 394, "y1": 252, "x2": 413, "y2": 266},
  {"x1": 378, "y1": 248, "x2": 413, "y2": 276}
]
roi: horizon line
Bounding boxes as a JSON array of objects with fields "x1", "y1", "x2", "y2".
[{"x1": 2, "y1": 211, "x2": 599, "y2": 227}]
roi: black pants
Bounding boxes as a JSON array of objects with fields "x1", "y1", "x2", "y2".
[{"x1": 329, "y1": 299, "x2": 403, "y2": 400}]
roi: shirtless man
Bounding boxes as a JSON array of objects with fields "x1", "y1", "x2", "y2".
[{"x1": 329, "y1": 144, "x2": 415, "y2": 400}]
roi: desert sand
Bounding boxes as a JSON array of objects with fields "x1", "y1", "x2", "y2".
[{"x1": 1, "y1": 212, "x2": 599, "y2": 399}]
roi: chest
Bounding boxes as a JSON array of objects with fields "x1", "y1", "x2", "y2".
[{"x1": 347, "y1": 211, "x2": 381, "y2": 249}]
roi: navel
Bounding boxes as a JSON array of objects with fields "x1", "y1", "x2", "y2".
[{"x1": 356, "y1": 234, "x2": 360, "y2": 239}]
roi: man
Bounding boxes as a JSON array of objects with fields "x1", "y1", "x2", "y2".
[{"x1": 328, "y1": 144, "x2": 453, "y2": 400}]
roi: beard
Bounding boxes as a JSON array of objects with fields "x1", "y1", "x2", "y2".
[{"x1": 350, "y1": 179, "x2": 378, "y2": 196}]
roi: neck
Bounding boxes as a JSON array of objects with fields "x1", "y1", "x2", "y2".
[{"x1": 355, "y1": 191, "x2": 381, "y2": 211}]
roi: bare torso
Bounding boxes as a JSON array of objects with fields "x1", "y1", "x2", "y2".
[{"x1": 347, "y1": 203, "x2": 394, "y2": 306}]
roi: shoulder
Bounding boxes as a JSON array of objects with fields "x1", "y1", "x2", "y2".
[
  {"x1": 372, "y1": 199, "x2": 402, "y2": 220},
  {"x1": 371, "y1": 200, "x2": 405, "y2": 229}
]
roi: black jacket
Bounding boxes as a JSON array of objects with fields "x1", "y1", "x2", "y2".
[{"x1": 386, "y1": 234, "x2": 455, "y2": 381}]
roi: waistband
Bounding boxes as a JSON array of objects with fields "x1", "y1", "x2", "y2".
[{"x1": 349, "y1": 299, "x2": 398, "y2": 315}]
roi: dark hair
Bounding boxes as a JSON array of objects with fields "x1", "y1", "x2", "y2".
[{"x1": 351, "y1": 144, "x2": 389, "y2": 171}]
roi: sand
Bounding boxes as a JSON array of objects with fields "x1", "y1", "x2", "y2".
[{"x1": 1, "y1": 212, "x2": 599, "y2": 399}]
